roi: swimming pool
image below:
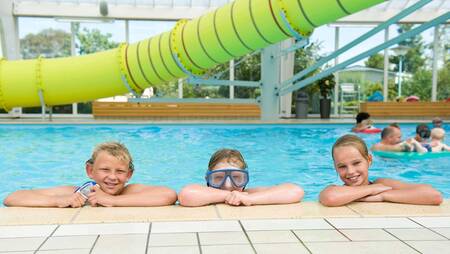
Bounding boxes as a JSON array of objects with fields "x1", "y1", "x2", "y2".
[{"x1": 1, "y1": 123, "x2": 449, "y2": 205}]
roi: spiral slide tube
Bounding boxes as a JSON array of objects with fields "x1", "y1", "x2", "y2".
[{"x1": 0, "y1": 0, "x2": 385, "y2": 111}]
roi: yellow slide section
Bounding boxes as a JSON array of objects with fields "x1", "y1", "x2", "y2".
[{"x1": 0, "y1": 0, "x2": 385, "y2": 111}]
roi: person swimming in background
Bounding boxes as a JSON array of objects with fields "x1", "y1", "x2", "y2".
[
  {"x1": 319, "y1": 135, "x2": 442, "y2": 207},
  {"x1": 178, "y1": 148, "x2": 304, "y2": 207},
  {"x1": 413, "y1": 124, "x2": 432, "y2": 152},
  {"x1": 352, "y1": 112, "x2": 376, "y2": 132},
  {"x1": 432, "y1": 117, "x2": 444, "y2": 129},
  {"x1": 371, "y1": 125, "x2": 421, "y2": 152},
  {"x1": 3, "y1": 142, "x2": 177, "y2": 207},
  {"x1": 430, "y1": 128, "x2": 450, "y2": 152}
]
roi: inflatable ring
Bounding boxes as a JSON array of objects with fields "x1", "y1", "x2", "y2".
[
  {"x1": 356, "y1": 128, "x2": 382, "y2": 134},
  {"x1": 373, "y1": 150, "x2": 450, "y2": 159}
]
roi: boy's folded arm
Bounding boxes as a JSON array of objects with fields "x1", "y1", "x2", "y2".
[
  {"x1": 110, "y1": 184, "x2": 177, "y2": 207},
  {"x1": 178, "y1": 184, "x2": 230, "y2": 207},
  {"x1": 246, "y1": 183, "x2": 304, "y2": 205},
  {"x1": 3, "y1": 186, "x2": 77, "y2": 207}
]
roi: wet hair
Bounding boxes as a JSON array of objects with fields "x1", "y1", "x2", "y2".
[
  {"x1": 416, "y1": 124, "x2": 430, "y2": 139},
  {"x1": 332, "y1": 135, "x2": 369, "y2": 161},
  {"x1": 87, "y1": 142, "x2": 134, "y2": 171},
  {"x1": 356, "y1": 112, "x2": 370, "y2": 124},
  {"x1": 208, "y1": 149, "x2": 247, "y2": 170},
  {"x1": 381, "y1": 126, "x2": 398, "y2": 139},
  {"x1": 431, "y1": 128, "x2": 445, "y2": 140},
  {"x1": 389, "y1": 123, "x2": 400, "y2": 129}
]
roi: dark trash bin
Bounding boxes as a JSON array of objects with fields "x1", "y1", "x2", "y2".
[{"x1": 295, "y1": 92, "x2": 309, "y2": 119}]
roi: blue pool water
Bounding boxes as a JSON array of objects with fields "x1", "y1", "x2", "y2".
[{"x1": 1, "y1": 123, "x2": 449, "y2": 204}]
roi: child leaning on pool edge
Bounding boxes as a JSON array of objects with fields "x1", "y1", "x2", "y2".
[
  {"x1": 3, "y1": 142, "x2": 177, "y2": 207},
  {"x1": 178, "y1": 148, "x2": 304, "y2": 207},
  {"x1": 319, "y1": 135, "x2": 442, "y2": 207}
]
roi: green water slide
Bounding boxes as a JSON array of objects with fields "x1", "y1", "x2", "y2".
[{"x1": 0, "y1": 0, "x2": 385, "y2": 111}]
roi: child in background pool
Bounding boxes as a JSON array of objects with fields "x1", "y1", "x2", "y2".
[
  {"x1": 3, "y1": 142, "x2": 177, "y2": 207},
  {"x1": 352, "y1": 112, "x2": 374, "y2": 132},
  {"x1": 430, "y1": 128, "x2": 450, "y2": 152},
  {"x1": 178, "y1": 148, "x2": 304, "y2": 207},
  {"x1": 320, "y1": 135, "x2": 442, "y2": 207}
]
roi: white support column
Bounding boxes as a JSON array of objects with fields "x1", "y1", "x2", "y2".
[
  {"x1": 334, "y1": 27, "x2": 340, "y2": 116},
  {"x1": 383, "y1": 28, "x2": 389, "y2": 102},
  {"x1": 71, "y1": 22, "x2": 78, "y2": 115},
  {"x1": 0, "y1": 0, "x2": 22, "y2": 116},
  {"x1": 125, "y1": 19, "x2": 130, "y2": 43},
  {"x1": 261, "y1": 43, "x2": 281, "y2": 121},
  {"x1": 431, "y1": 25, "x2": 439, "y2": 102},
  {"x1": 229, "y1": 60, "x2": 235, "y2": 99},
  {"x1": 279, "y1": 38, "x2": 294, "y2": 118},
  {"x1": 178, "y1": 79, "x2": 183, "y2": 98}
]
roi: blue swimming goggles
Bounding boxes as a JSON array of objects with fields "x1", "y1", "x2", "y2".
[
  {"x1": 205, "y1": 169, "x2": 249, "y2": 189},
  {"x1": 74, "y1": 181, "x2": 96, "y2": 198}
]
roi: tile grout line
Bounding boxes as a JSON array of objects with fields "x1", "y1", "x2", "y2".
[
  {"x1": 89, "y1": 235, "x2": 100, "y2": 254},
  {"x1": 344, "y1": 205, "x2": 363, "y2": 217},
  {"x1": 33, "y1": 224, "x2": 60, "y2": 254},
  {"x1": 213, "y1": 205, "x2": 222, "y2": 219},
  {"x1": 145, "y1": 222, "x2": 152, "y2": 254},
  {"x1": 323, "y1": 218, "x2": 352, "y2": 241},
  {"x1": 290, "y1": 229, "x2": 313, "y2": 254},
  {"x1": 69, "y1": 207, "x2": 84, "y2": 223},
  {"x1": 382, "y1": 228, "x2": 422, "y2": 254},
  {"x1": 406, "y1": 217, "x2": 450, "y2": 240},
  {"x1": 196, "y1": 232, "x2": 203, "y2": 254},
  {"x1": 238, "y1": 220, "x2": 257, "y2": 254}
]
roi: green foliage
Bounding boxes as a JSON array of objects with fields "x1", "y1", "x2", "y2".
[
  {"x1": 365, "y1": 54, "x2": 385, "y2": 70},
  {"x1": 438, "y1": 61, "x2": 450, "y2": 100},
  {"x1": 73, "y1": 23, "x2": 119, "y2": 55},
  {"x1": 20, "y1": 28, "x2": 71, "y2": 59},
  {"x1": 316, "y1": 74, "x2": 335, "y2": 99},
  {"x1": 365, "y1": 82, "x2": 397, "y2": 100},
  {"x1": 392, "y1": 24, "x2": 426, "y2": 73},
  {"x1": 402, "y1": 68, "x2": 432, "y2": 101}
]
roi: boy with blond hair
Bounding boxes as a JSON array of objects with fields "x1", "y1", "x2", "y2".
[{"x1": 4, "y1": 142, "x2": 177, "y2": 207}]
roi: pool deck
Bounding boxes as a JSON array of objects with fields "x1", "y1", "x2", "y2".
[{"x1": 1, "y1": 201, "x2": 450, "y2": 253}]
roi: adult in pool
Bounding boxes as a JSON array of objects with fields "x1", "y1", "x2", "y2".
[{"x1": 320, "y1": 135, "x2": 442, "y2": 207}]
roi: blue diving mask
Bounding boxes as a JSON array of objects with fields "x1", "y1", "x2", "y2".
[{"x1": 205, "y1": 169, "x2": 249, "y2": 189}]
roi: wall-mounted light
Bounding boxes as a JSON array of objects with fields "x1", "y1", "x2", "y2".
[{"x1": 99, "y1": 1, "x2": 109, "y2": 17}]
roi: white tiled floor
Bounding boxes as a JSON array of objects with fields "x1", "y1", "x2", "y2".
[
  {"x1": 385, "y1": 228, "x2": 448, "y2": 241},
  {"x1": 340, "y1": 229, "x2": 397, "y2": 241},
  {"x1": 305, "y1": 241, "x2": 418, "y2": 254},
  {"x1": 241, "y1": 219, "x2": 332, "y2": 231},
  {"x1": 198, "y1": 231, "x2": 249, "y2": 245},
  {"x1": 246, "y1": 230, "x2": 299, "y2": 243},
  {"x1": 410, "y1": 216, "x2": 450, "y2": 228},
  {"x1": 54, "y1": 222, "x2": 149, "y2": 236},
  {"x1": 151, "y1": 220, "x2": 242, "y2": 233},
  {"x1": 40, "y1": 235, "x2": 98, "y2": 250},
  {"x1": 406, "y1": 241, "x2": 450, "y2": 254},
  {"x1": 1, "y1": 217, "x2": 450, "y2": 253},
  {"x1": 327, "y1": 218, "x2": 421, "y2": 229},
  {"x1": 0, "y1": 237, "x2": 45, "y2": 252},
  {"x1": 148, "y1": 233, "x2": 198, "y2": 246},
  {"x1": 0, "y1": 225, "x2": 57, "y2": 238},
  {"x1": 91, "y1": 234, "x2": 147, "y2": 254}
]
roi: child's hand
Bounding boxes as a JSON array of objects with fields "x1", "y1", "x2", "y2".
[
  {"x1": 88, "y1": 185, "x2": 115, "y2": 207},
  {"x1": 357, "y1": 193, "x2": 384, "y2": 202},
  {"x1": 225, "y1": 191, "x2": 251, "y2": 206},
  {"x1": 56, "y1": 192, "x2": 86, "y2": 208}
]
